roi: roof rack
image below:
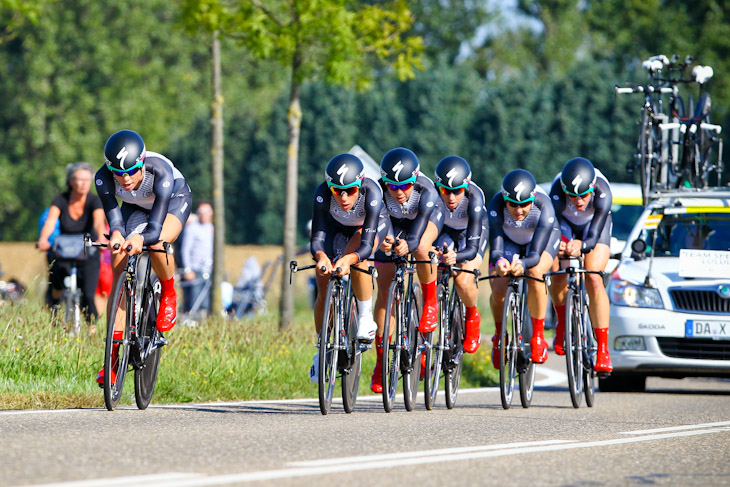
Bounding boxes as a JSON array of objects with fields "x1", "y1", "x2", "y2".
[{"x1": 647, "y1": 186, "x2": 730, "y2": 201}]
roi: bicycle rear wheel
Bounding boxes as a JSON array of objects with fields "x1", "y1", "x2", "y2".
[
  {"x1": 444, "y1": 294, "x2": 464, "y2": 409},
  {"x1": 499, "y1": 288, "x2": 517, "y2": 409},
  {"x1": 318, "y1": 280, "x2": 339, "y2": 415},
  {"x1": 565, "y1": 288, "x2": 584, "y2": 408},
  {"x1": 403, "y1": 285, "x2": 421, "y2": 412},
  {"x1": 424, "y1": 283, "x2": 445, "y2": 410},
  {"x1": 382, "y1": 280, "x2": 401, "y2": 413},
  {"x1": 341, "y1": 294, "x2": 361, "y2": 414},
  {"x1": 104, "y1": 272, "x2": 131, "y2": 411},
  {"x1": 134, "y1": 276, "x2": 162, "y2": 410}
]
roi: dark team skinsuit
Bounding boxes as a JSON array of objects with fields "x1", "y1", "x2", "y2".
[
  {"x1": 379, "y1": 174, "x2": 440, "y2": 253},
  {"x1": 548, "y1": 171, "x2": 613, "y2": 251},
  {"x1": 95, "y1": 152, "x2": 192, "y2": 245},
  {"x1": 487, "y1": 190, "x2": 560, "y2": 269},
  {"x1": 434, "y1": 182, "x2": 488, "y2": 262},
  {"x1": 310, "y1": 177, "x2": 388, "y2": 261}
]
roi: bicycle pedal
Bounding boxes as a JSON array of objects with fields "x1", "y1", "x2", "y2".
[
  {"x1": 357, "y1": 337, "x2": 374, "y2": 345},
  {"x1": 596, "y1": 372, "x2": 611, "y2": 379}
]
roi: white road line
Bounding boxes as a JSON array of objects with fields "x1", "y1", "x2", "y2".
[
  {"x1": 21, "y1": 425, "x2": 730, "y2": 487},
  {"x1": 621, "y1": 420, "x2": 730, "y2": 435},
  {"x1": 286, "y1": 439, "x2": 574, "y2": 467},
  {"x1": 25, "y1": 473, "x2": 204, "y2": 487}
]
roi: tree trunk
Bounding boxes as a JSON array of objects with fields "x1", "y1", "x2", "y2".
[
  {"x1": 210, "y1": 30, "x2": 225, "y2": 317},
  {"x1": 279, "y1": 58, "x2": 302, "y2": 330}
]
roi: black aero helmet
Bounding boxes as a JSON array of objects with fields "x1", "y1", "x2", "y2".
[
  {"x1": 380, "y1": 147, "x2": 419, "y2": 184},
  {"x1": 560, "y1": 157, "x2": 596, "y2": 196},
  {"x1": 435, "y1": 156, "x2": 471, "y2": 190},
  {"x1": 501, "y1": 169, "x2": 537, "y2": 204},
  {"x1": 325, "y1": 153, "x2": 365, "y2": 188},
  {"x1": 104, "y1": 130, "x2": 146, "y2": 172}
]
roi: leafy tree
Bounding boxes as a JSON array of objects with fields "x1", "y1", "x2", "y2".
[{"x1": 179, "y1": 0, "x2": 423, "y2": 329}]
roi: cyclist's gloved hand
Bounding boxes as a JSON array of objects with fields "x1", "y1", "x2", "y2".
[
  {"x1": 394, "y1": 238, "x2": 409, "y2": 256},
  {"x1": 122, "y1": 233, "x2": 144, "y2": 256},
  {"x1": 441, "y1": 244, "x2": 456, "y2": 266},
  {"x1": 315, "y1": 251, "x2": 333, "y2": 276},
  {"x1": 495, "y1": 257, "x2": 510, "y2": 276},
  {"x1": 380, "y1": 236, "x2": 394, "y2": 253},
  {"x1": 566, "y1": 239, "x2": 582, "y2": 257},
  {"x1": 109, "y1": 230, "x2": 126, "y2": 255}
]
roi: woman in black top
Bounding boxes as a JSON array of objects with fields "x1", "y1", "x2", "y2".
[{"x1": 37, "y1": 162, "x2": 107, "y2": 320}]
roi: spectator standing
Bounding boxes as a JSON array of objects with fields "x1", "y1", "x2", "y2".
[{"x1": 181, "y1": 201, "x2": 214, "y2": 314}]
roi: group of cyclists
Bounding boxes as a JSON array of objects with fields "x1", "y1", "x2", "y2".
[
  {"x1": 39, "y1": 127, "x2": 613, "y2": 390},
  {"x1": 310, "y1": 149, "x2": 615, "y2": 393}
]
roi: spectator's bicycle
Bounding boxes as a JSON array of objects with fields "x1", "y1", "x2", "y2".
[
  {"x1": 546, "y1": 257, "x2": 606, "y2": 408},
  {"x1": 289, "y1": 260, "x2": 375, "y2": 415},
  {"x1": 92, "y1": 239, "x2": 171, "y2": 411},
  {"x1": 424, "y1": 262, "x2": 480, "y2": 410},
  {"x1": 481, "y1": 273, "x2": 540, "y2": 409},
  {"x1": 50, "y1": 234, "x2": 93, "y2": 335}
]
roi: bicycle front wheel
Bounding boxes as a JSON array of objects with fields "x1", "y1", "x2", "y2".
[
  {"x1": 341, "y1": 293, "x2": 361, "y2": 414},
  {"x1": 403, "y1": 284, "x2": 421, "y2": 412},
  {"x1": 382, "y1": 280, "x2": 401, "y2": 413},
  {"x1": 565, "y1": 288, "x2": 584, "y2": 408},
  {"x1": 444, "y1": 295, "x2": 464, "y2": 409},
  {"x1": 499, "y1": 288, "x2": 517, "y2": 409},
  {"x1": 583, "y1": 311, "x2": 596, "y2": 408},
  {"x1": 135, "y1": 276, "x2": 162, "y2": 410},
  {"x1": 104, "y1": 272, "x2": 132, "y2": 411},
  {"x1": 318, "y1": 280, "x2": 339, "y2": 415},
  {"x1": 424, "y1": 284, "x2": 445, "y2": 410}
]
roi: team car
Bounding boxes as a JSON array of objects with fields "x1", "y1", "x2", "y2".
[{"x1": 603, "y1": 188, "x2": 730, "y2": 391}]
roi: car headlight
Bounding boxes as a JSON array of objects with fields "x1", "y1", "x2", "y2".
[{"x1": 609, "y1": 279, "x2": 663, "y2": 308}]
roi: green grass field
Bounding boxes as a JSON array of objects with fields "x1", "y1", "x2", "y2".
[{"x1": 0, "y1": 285, "x2": 499, "y2": 410}]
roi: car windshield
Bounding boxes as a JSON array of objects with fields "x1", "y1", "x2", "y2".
[
  {"x1": 645, "y1": 211, "x2": 730, "y2": 256},
  {"x1": 611, "y1": 203, "x2": 643, "y2": 241}
]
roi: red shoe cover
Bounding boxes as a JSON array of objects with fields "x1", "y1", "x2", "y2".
[
  {"x1": 594, "y1": 327, "x2": 613, "y2": 373},
  {"x1": 156, "y1": 286, "x2": 177, "y2": 332},
  {"x1": 553, "y1": 305, "x2": 565, "y2": 356},
  {"x1": 490, "y1": 335, "x2": 500, "y2": 369},
  {"x1": 420, "y1": 352, "x2": 427, "y2": 379},
  {"x1": 371, "y1": 335, "x2": 384, "y2": 393},
  {"x1": 418, "y1": 280, "x2": 438, "y2": 333},
  {"x1": 96, "y1": 337, "x2": 121, "y2": 386},
  {"x1": 531, "y1": 318, "x2": 548, "y2": 363},
  {"x1": 463, "y1": 307, "x2": 481, "y2": 353}
]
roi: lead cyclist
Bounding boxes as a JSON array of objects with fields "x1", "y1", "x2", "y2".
[{"x1": 94, "y1": 129, "x2": 192, "y2": 386}]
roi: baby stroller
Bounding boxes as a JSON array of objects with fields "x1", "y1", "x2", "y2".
[{"x1": 230, "y1": 257, "x2": 267, "y2": 319}]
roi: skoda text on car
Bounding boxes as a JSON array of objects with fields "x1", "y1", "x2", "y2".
[{"x1": 604, "y1": 188, "x2": 730, "y2": 391}]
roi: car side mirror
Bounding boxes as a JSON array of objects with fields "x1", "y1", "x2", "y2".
[{"x1": 631, "y1": 238, "x2": 647, "y2": 261}]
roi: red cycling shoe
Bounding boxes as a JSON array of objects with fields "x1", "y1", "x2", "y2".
[
  {"x1": 419, "y1": 352, "x2": 427, "y2": 379},
  {"x1": 371, "y1": 336, "x2": 384, "y2": 393},
  {"x1": 156, "y1": 292, "x2": 177, "y2": 332},
  {"x1": 463, "y1": 307, "x2": 481, "y2": 353},
  {"x1": 594, "y1": 328, "x2": 613, "y2": 373},
  {"x1": 531, "y1": 334, "x2": 549, "y2": 363},
  {"x1": 96, "y1": 330, "x2": 123, "y2": 387},
  {"x1": 418, "y1": 280, "x2": 438, "y2": 333}
]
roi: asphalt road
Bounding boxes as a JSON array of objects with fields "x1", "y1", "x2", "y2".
[{"x1": 3, "y1": 355, "x2": 730, "y2": 487}]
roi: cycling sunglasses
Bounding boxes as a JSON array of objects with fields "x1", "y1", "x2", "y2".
[
  {"x1": 387, "y1": 182, "x2": 414, "y2": 192},
  {"x1": 437, "y1": 184, "x2": 466, "y2": 196},
  {"x1": 330, "y1": 185, "x2": 359, "y2": 197},
  {"x1": 107, "y1": 161, "x2": 143, "y2": 178},
  {"x1": 565, "y1": 188, "x2": 595, "y2": 199},
  {"x1": 506, "y1": 200, "x2": 533, "y2": 209}
]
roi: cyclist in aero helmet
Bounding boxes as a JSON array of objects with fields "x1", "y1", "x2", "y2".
[
  {"x1": 94, "y1": 129, "x2": 192, "y2": 386},
  {"x1": 308, "y1": 153, "x2": 389, "y2": 382},
  {"x1": 487, "y1": 169, "x2": 560, "y2": 367},
  {"x1": 371, "y1": 147, "x2": 441, "y2": 393},
  {"x1": 548, "y1": 157, "x2": 613, "y2": 373},
  {"x1": 433, "y1": 156, "x2": 488, "y2": 353}
]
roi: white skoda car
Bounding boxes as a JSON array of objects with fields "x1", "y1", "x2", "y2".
[{"x1": 603, "y1": 189, "x2": 730, "y2": 391}]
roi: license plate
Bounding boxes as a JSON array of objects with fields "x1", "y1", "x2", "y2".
[{"x1": 685, "y1": 320, "x2": 730, "y2": 340}]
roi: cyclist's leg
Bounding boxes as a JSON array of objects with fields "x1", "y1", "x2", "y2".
[
  {"x1": 455, "y1": 254, "x2": 483, "y2": 353},
  {"x1": 147, "y1": 213, "x2": 185, "y2": 332},
  {"x1": 547, "y1": 255, "x2": 569, "y2": 355},
  {"x1": 489, "y1": 271, "x2": 509, "y2": 369},
  {"x1": 584, "y1": 242, "x2": 612, "y2": 373},
  {"x1": 372, "y1": 260, "x2": 395, "y2": 393},
  {"x1": 526, "y1": 247, "x2": 558, "y2": 364},
  {"x1": 414, "y1": 221, "x2": 439, "y2": 332},
  {"x1": 343, "y1": 228, "x2": 379, "y2": 341}
]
